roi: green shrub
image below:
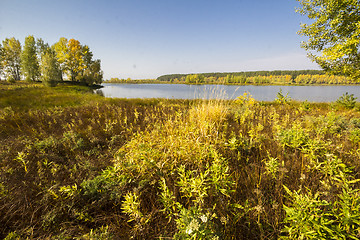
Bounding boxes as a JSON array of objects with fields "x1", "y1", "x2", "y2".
[
  {"x1": 174, "y1": 207, "x2": 220, "y2": 240},
  {"x1": 275, "y1": 88, "x2": 291, "y2": 104},
  {"x1": 278, "y1": 124, "x2": 309, "y2": 149},
  {"x1": 282, "y1": 154, "x2": 360, "y2": 239},
  {"x1": 7, "y1": 75, "x2": 16, "y2": 83},
  {"x1": 336, "y1": 92, "x2": 357, "y2": 109}
]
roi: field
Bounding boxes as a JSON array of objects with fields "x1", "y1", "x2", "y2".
[{"x1": 1, "y1": 82, "x2": 360, "y2": 239}]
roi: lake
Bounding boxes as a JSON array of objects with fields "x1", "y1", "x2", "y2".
[{"x1": 98, "y1": 83, "x2": 360, "y2": 102}]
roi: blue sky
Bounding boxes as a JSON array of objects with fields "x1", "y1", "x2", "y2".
[{"x1": 0, "y1": 0, "x2": 318, "y2": 79}]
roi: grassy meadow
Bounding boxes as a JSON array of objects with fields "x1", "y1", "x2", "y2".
[{"x1": 1, "y1": 82, "x2": 360, "y2": 239}]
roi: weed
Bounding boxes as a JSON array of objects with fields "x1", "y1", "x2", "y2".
[
  {"x1": 282, "y1": 154, "x2": 360, "y2": 239},
  {"x1": 275, "y1": 88, "x2": 291, "y2": 104},
  {"x1": 77, "y1": 226, "x2": 114, "y2": 240}
]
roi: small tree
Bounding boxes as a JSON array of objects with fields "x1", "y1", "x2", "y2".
[
  {"x1": 81, "y1": 59, "x2": 103, "y2": 85},
  {"x1": 336, "y1": 92, "x2": 357, "y2": 109},
  {"x1": 52, "y1": 37, "x2": 68, "y2": 81},
  {"x1": 1, "y1": 37, "x2": 22, "y2": 81},
  {"x1": 21, "y1": 35, "x2": 40, "y2": 82},
  {"x1": 0, "y1": 43, "x2": 3, "y2": 81},
  {"x1": 40, "y1": 51, "x2": 61, "y2": 87},
  {"x1": 67, "y1": 39, "x2": 85, "y2": 81}
]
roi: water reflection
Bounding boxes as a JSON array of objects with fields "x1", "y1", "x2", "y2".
[{"x1": 94, "y1": 89, "x2": 104, "y2": 97}]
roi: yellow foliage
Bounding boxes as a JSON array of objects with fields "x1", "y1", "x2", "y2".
[{"x1": 235, "y1": 92, "x2": 256, "y2": 106}]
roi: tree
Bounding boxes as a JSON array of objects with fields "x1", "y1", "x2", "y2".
[
  {"x1": 21, "y1": 35, "x2": 40, "y2": 81},
  {"x1": 53, "y1": 37, "x2": 68, "y2": 81},
  {"x1": 81, "y1": 59, "x2": 103, "y2": 85},
  {"x1": 185, "y1": 74, "x2": 204, "y2": 84},
  {"x1": 67, "y1": 39, "x2": 85, "y2": 81},
  {"x1": 40, "y1": 51, "x2": 61, "y2": 87},
  {"x1": 82, "y1": 44, "x2": 93, "y2": 67},
  {"x1": 36, "y1": 38, "x2": 51, "y2": 57},
  {"x1": 0, "y1": 43, "x2": 3, "y2": 81},
  {"x1": 297, "y1": 0, "x2": 360, "y2": 80},
  {"x1": 1, "y1": 37, "x2": 22, "y2": 81},
  {"x1": 52, "y1": 37, "x2": 103, "y2": 85}
]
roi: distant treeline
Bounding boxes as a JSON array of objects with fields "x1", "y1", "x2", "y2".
[
  {"x1": 157, "y1": 70, "x2": 355, "y2": 85},
  {"x1": 106, "y1": 78, "x2": 157, "y2": 84}
]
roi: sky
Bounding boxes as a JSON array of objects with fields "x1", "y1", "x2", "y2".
[{"x1": 0, "y1": 0, "x2": 319, "y2": 79}]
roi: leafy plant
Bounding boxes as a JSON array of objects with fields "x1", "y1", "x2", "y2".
[
  {"x1": 275, "y1": 88, "x2": 291, "y2": 104},
  {"x1": 174, "y1": 207, "x2": 220, "y2": 240},
  {"x1": 122, "y1": 192, "x2": 144, "y2": 222},
  {"x1": 300, "y1": 100, "x2": 311, "y2": 111},
  {"x1": 263, "y1": 156, "x2": 280, "y2": 179},
  {"x1": 336, "y1": 92, "x2": 357, "y2": 109},
  {"x1": 278, "y1": 124, "x2": 309, "y2": 149},
  {"x1": 235, "y1": 92, "x2": 256, "y2": 106},
  {"x1": 282, "y1": 154, "x2": 360, "y2": 239},
  {"x1": 77, "y1": 226, "x2": 113, "y2": 240}
]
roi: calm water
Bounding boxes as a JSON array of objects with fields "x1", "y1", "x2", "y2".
[{"x1": 98, "y1": 83, "x2": 360, "y2": 102}]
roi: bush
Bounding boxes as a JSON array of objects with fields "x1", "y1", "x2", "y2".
[
  {"x1": 336, "y1": 92, "x2": 357, "y2": 109},
  {"x1": 7, "y1": 75, "x2": 16, "y2": 83}
]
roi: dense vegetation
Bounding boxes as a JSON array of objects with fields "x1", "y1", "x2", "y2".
[
  {"x1": 1, "y1": 82, "x2": 360, "y2": 239},
  {"x1": 156, "y1": 70, "x2": 355, "y2": 85},
  {"x1": 0, "y1": 36, "x2": 103, "y2": 86}
]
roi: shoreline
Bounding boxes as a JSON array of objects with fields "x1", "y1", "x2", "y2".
[{"x1": 103, "y1": 81, "x2": 360, "y2": 87}]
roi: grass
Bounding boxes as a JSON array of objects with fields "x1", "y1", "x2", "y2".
[
  {"x1": 1, "y1": 81, "x2": 360, "y2": 239},
  {"x1": 0, "y1": 82, "x2": 105, "y2": 111}
]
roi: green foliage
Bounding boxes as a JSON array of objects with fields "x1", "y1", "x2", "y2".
[
  {"x1": 282, "y1": 154, "x2": 360, "y2": 239},
  {"x1": 122, "y1": 192, "x2": 143, "y2": 222},
  {"x1": 21, "y1": 35, "x2": 40, "y2": 82},
  {"x1": 185, "y1": 74, "x2": 205, "y2": 84},
  {"x1": 278, "y1": 124, "x2": 309, "y2": 149},
  {"x1": 349, "y1": 128, "x2": 360, "y2": 144},
  {"x1": 53, "y1": 37, "x2": 103, "y2": 85},
  {"x1": 6, "y1": 75, "x2": 15, "y2": 83},
  {"x1": 336, "y1": 92, "x2": 357, "y2": 109},
  {"x1": 0, "y1": 42, "x2": 3, "y2": 80},
  {"x1": 1, "y1": 37, "x2": 22, "y2": 81},
  {"x1": 297, "y1": 0, "x2": 360, "y2": 80},
  {"x1": 80, "y1": 59, "x2": 103, "y2": 85},
  {"x1": 0, "y1": 35, "x2": 102, "y2": 85},
  {"x1": 156, "y1": 70, "x2": 357, "y2": 85},
  {"x1": 40, "y1": 51, "x2": 62, "y2": 86},
  {"x1": 174, "y1": 207, "x2": 219, "y2": 240},
  {"x1": 300, "y1": 100, "x2": 311, "y2": 112},
  {"x1": 263, "y1": 156, "x2": 280, "y2": 179},
  {"x1": 275, "y1": 88, "x2": 291, "y2": 104},
  {"x1": 77, "y1": 226, "x2": 114, "y2": 240},
  {"x1": 4, "y1": 231, "x2": 21, "y2": 240},
  {"x1": 157, "y1": 70, "x2": 328, "y2": 84},
  {"x1": 235, "y1": 92, "x2": 256, "y2": 106}
]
